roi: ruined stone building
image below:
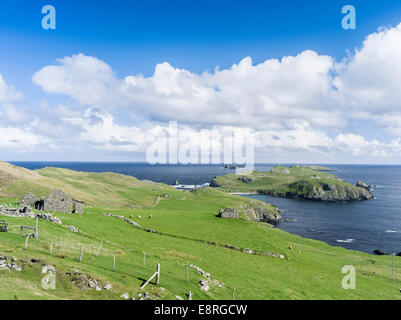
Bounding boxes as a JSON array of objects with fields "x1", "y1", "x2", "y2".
[{"x1": 20, "y1": 190, "x2": 83, "y2": 214}]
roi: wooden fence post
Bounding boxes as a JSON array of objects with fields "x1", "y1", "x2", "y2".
[
  {"x1": 35, "y1": 216, "x2": 38, "y2": 239},
  {"x1": 79, "y1": 245, "x2": 83, "y2": 262},
  {"x1": 232, "y1": 288, "x2": 236, "y2": 300},
  {"x1": 50, "y1": 240, "x2": 53, "y2": 256},
  {"x1": 113, "y1": 256, "x2": 116, "y2": 271},
  {"x1": 143, "y1": 252, "x2": 146, "y2": 267},
  {"x1": 186, "y1": 265, "x2": 189, "y2": 283},
  {"x1": 24, "y1": 235, "x2": 29, "y2": 250},
  {"x1": 59, "y1": 235, "x2": 62, "y2": 247},
  {"x1": 156, "y1": 264, "x2": 160, "y2": 285},
  {"x1": 188, "y1": 290, "x2": 192, "y2": 300}
]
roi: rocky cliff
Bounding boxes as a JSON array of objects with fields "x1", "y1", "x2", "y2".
[{"x1": 265, "y1": 179, "x2": 374, "y2": 202}]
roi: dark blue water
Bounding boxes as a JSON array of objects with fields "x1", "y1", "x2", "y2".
[{"x1": 10, "y1": 162, "x2": 401, "y2": 254}]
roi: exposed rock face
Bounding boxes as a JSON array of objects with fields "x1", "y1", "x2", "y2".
[
  {"x1": 20, "y1": 193, "x2": 37, "y2": 206},
  {"x1": 267, "y1": 180, "x2": 374, "y2": 202},
  {"x1": 356, "y1": 181, "x2": 371, "y2": 190},
  {"x1": 210, "y1": 179, "x2": 222, "y2": 187},
  {"x1": 218, "y1": 208, "x2": 239, "y2": 219},
  {"x1": 218, "y1": 204, "x2": 281, "y2": 224},
  {"x1": 243, "y1": 205, "x2": 281, "y2": 224},
  {"x1": 238, "y1": 176, "x2": 254, "y2": 183}
]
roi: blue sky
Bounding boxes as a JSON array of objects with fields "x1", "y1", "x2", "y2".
[
  {"x1": 0, "y1": 0, "x2": 401, "y2": 163},
  {"x1": 1, "y1": 0, "x2": 400, "y2": 90}
]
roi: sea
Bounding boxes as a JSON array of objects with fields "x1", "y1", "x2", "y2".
[{"x1": 10, "y1": 162, "x2": 401, "y2": 254}]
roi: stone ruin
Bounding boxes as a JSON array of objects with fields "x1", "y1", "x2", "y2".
[{"x1": 20, "y1": 190, "x2": 84, "y2": 214}]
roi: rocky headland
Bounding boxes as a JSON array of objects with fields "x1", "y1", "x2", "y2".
[{"x1": 211, "y1": 165, "x2": 374, "y2": 202}]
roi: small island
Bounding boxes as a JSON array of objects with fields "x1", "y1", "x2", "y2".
[{"x1": 211, "y1": 165, "x2": 374, "y2": 202}]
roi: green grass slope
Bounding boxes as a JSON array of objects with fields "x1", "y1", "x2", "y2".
[{"x1": 0, "y1": 162, "x2": 399, "y2": 300}]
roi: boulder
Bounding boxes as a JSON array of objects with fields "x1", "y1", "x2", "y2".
[{"x1": 373, "y1": 249, "x2": 387, "y2": 256}]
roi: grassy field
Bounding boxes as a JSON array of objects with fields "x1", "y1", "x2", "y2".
[{"x1": 0, "y1": 161, "x2": 400, "y2": 300}]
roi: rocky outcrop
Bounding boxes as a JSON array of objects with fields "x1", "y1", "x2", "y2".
[
  {"x1": 238, "y1": 176, "x2": 254, "y2": 183},
  {"x1": 243, "y1": 205, "x2": 281, "y2": 224},
  {"x1": 356, "y1": 181, "x2": 371, "y2": 191},
  {"x1": 218, "y1": 204, "x2": 281, "y2": 224},
  {"x1": 266, "y1": 180, "x2": 374, "y2": 202},
  {"x1": 210, "y1": 178, "x2": 221, "y2": 187},
  {"x1": 218, "y1": 208, "x2": 239, "y2": 219}
]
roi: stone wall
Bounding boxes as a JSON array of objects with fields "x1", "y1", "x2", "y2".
[
  {"x1": 20, "y1": 190, "x2": 84, "y2": 214},
  {"x1": 73, "y1": 201, "x2": 83, "y2": 214},
  {"x1": 21, "y1": 193, "x2": 37, "y2": 207},
  {"x1": 43, "y1": 190, "x2": 73, "y2": 214}
]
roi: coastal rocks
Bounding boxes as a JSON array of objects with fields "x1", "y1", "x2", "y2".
[
  {"x1": 373, "y1": 250, "x2": 387, "y2": 256},
  {"x1": 238, "y1": 176, "x2": 254, "y2": 183},
  {"x1": 210, "y1": 179, "x2": 222, "y2": 188},
  {"x1": 218, "y1": 208, "x2": 239, "y2": 219},
  {"x1": 243, "y1": 205, "x2": 281, "y2": 224},
  {"x1": 356, "y1": 181, "x2": 371, "y2": 191},
  {"x1": 276, "y1": 179, "x2": 374, "y2": 202},
  {"x1": 218, "y1": 204, "x2": 281, "y2": 224}
]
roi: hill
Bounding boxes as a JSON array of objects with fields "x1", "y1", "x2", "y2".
[
  {"x1": 0, "y1": 162, "x2": 398, "y2": 300},
  {"x1": 211, "y1": 165, "x2": 374, "y2": 201}
]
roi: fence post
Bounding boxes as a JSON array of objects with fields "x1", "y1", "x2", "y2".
[
  {"x1": 79, "y1": 245, "x2": 83, "y2": 262},
  {"x1": 50, "y1": 240, "x2": 53, "y2": 256},
  {"x1": 232, "y1": 288, "x2": 236, "y2": 300},
  {"x1": 96, "y1": 240, "x2": 103, "y2": 256},
  {"x1": 188, "y1": 290, "x2": 192, "y2": 300},
  {"x1": 24, "y1": 235, "x2": 29, "y2": 250},
  {"x1": 186, "y1": 265, "x2": 189, "y2": 283},
  {"x1": 113, "y1": 256, "x2": 116, "y2": 272},
  {"x1": 143, "y1": 252, "x2": 146, "y2": 267},
  {"x1": 156, "y1": 264, "x2": 160, "y2": 285},
  {"x1": 35, "y1": 216, "x2": 38, "y2": 239},
  {"x1": 392, "y1": 253, "x2": 395, "y2": 286}
]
